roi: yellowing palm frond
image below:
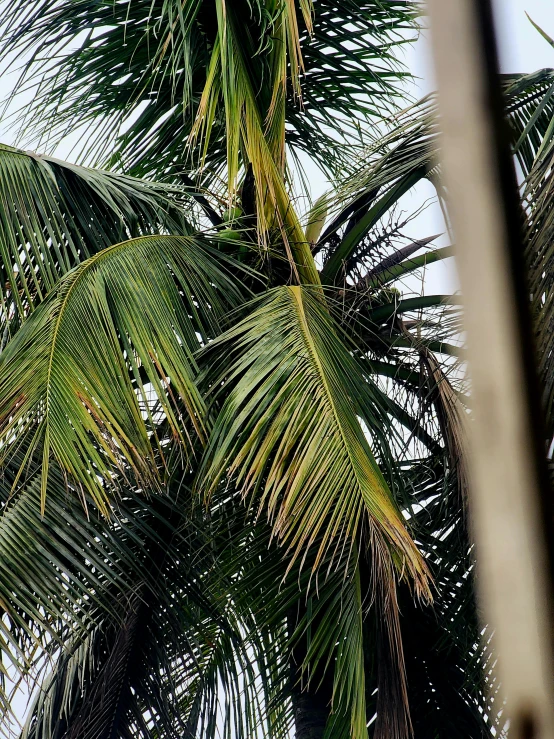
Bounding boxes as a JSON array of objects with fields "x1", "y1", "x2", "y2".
[
  {"x1": 199, "y1": 286, "x2": 431, "y2": 598},
  {"x1": 0, "y1": 235, "x2": 245, "y2": 511},
  {"x1": 0, "y1": 1, "x2": 416, "y2": 180}
]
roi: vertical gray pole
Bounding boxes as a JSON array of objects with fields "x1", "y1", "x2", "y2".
[{"x1": 427, "y1": 1, "x2": 554, "y2": 737}]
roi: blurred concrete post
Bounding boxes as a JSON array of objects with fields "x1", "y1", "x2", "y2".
[{"x1": 427, "y1": 1, "x2": 554, "y2": 737}]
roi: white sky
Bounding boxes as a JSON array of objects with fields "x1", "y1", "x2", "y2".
[{"x1": 411, "y1": 0, "x2": 554, "y2": 91}]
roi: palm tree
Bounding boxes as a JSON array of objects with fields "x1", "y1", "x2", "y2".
[{"x1": 0, "y1": 1, "x2": 553, "y2": 736}]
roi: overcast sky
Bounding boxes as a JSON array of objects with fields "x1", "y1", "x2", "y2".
[{"x1": 494, "y1": 0, "x2": 553, "y2": 73}]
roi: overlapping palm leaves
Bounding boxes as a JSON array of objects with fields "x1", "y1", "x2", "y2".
[
  {"x1": 0, "y1": 39, "x2": 470, "y2": 739},
  {"x1": 1, "y1": 1, "x2": 553, "y2": 737},
  {"x1": 507, "y1": 67, "x2": 554, "y2": 441},
  {"x1": 0, "y1": 451, "x2": 287, "y2": 739},
  {"x1": 0, "y1": 140, "x2": 476, "y2": 736},
  {"x1": 0, "y1": 146, "x2": 433, "y2": 739},
  {"x1": 0, "y1": 8, "x2": 434, "y2": 738},
  {"x1": 199, "y1": 286, "x2": 430, "y2": 593},
  {"x1": 0, "y1": 0, "x2": 417, "y2": 283},
  {"x1": 0, "y1": 144, "x2": 198, "y2": 337},
  {"x1": 314, "y1": 65, "x2": 554, "y2": 737},
  {"x1": 1, "y1": 0, "x2": 415, "y2": 180},
  {"x1": 0, "y1": 232, "x2": 246, "y2": 511}
]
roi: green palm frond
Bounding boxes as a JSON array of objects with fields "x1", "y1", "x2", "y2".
[
  {"x1": 504, "y1": 69, "x2": 554, "y2": 435},
  {"x1": 0, "y1": 0, "x2": 417, "y2": 180},
  {"x1": 0, "y1": 144, "x2": 197, "y2": 333},
  {"x1": 24, "y1": 605, "x2": 147, "y2": 739},
  {"x1": 3, "y1": 5, "x2": 550, "y2": 737},
  {"x1": 212, "y1": 498, "x2": 373, "y2": 739},
  {"x1": 319, "y1": 70, "x2": 554, "y2": 287},
  {"x1": 304, "y1": 558, "x2": 369, "y2": 739},
  {"x1": 0, "y1": 438, "x2": 292, "y2": 739},
  {"x1": 0, "y1": 462, "x2": 127, "y2": 654},
  {"x1": 505, "y1": 68, "x2": 554, "y2": 175},
  {"x1": 395, "y1": 448, "x2": 497, "y2": 737},
  {"x1": 0, "y1": 234, "x2": 246, "y2": 511},
  {"x1": 0, "y1": 452, "x2": 185, "y2": 724},
  {"x1": 316, "y1": 96, "x2": 437, "y2": 284},
  {"x1": 22, "y1": 593, "x2": 259, "y2": 739},
  {"x1": 0, "y1": 0, "x2": 418, "y2": 283},
  {"x1": 8, "y1": 463, "x2": 301, "y2": 739},
  {"x1": 321, "y1": 257, "x2": 487, "y2": 733},
  {"x1": 225, "y1": 497, "x2": 422, "y2": 739},
  {"x1": 2, "y1": 474, "x2": 279, "y2": 739},
  {"x1": 526, "y1": 15, "x2": 554, "y2": 51},
  {"x1": 466, "y1": 67, "x2": 554, "y2": 437},
  {"x1": 199, "y1": 285, "x2": 431, "y2": 597}
]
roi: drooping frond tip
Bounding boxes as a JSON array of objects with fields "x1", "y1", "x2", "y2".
[
  {"x1": 199, "y1": 285, "x2": 432, "y2": 600},
  {"x1": 0, "y1": 235, "x2": 245, "y2": 513}
]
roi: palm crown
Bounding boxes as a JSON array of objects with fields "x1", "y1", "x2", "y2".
[{"x1": 1, "y1": 1, "x2": 554, "y2": 737}]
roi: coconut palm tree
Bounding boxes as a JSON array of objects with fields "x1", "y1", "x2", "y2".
[{"x1": 0, "y1": 1, "x2": 553, "y2": 737}]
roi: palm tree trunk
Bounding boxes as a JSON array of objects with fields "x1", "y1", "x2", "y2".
[
  {"x1": 291, "y1": 688, "x2": 330, "y2": 739},
  {"x1": 288, "y1": 609, "x2": 333, "y2": 739}
]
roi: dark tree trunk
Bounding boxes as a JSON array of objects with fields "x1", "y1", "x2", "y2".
[
  {"x1": 291, "y1": 687, "x2": 330, "y2": 739},
  {"x1": 288, "y1": 608, "x2": 333, "y2": 739}
]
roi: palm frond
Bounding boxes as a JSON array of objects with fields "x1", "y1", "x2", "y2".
[
  {"x1": 505, "y1": 69, "x2": 554, "y2": 436},
  {"x1": 307, "y1": 557, "x2": 369, "y2": 739},
  {"x1": 0, "y1": 144, "x2": 197, "y2": 333},
  {"x1": 325, "y1": 276, "x2": 490, "y2": 735},
  {"x1": 199, "y1": 285, "x2": 431, "y2": 597},
  {"x1": 0, "y1": 0, "x2": 417, "y2": 180},
  {"x1": 0, "y1": 234, "x2": 245, "y2": 510},
  {"x1": 318, "y1": 70, "x2": 554, "y2": 287},
  {"x1": 0, "y1": 446, "x2": 294, "y2": 739},
  {"x1": 0, "y1": 453, "x2": 188, "y2": 729},
  {"x1": 22, "y1": 592, "x2": 259, "y2": 739},
  {"x1": 526, "y1": 15, "x2": 554, "y2": 50},
  {"x1": 395, "y1": 450, "x2": 498, "y2": 737},
  {"x1": 2, "y1": 11, "x2": 548, "y2": 738}
]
